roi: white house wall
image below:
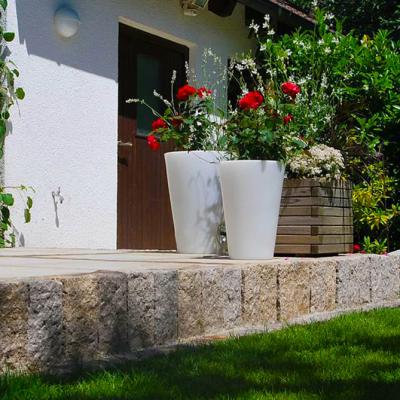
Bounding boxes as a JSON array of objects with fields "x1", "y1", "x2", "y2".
[{"x1": 5, "y1": 0, "x2": 252, "y2": 249}]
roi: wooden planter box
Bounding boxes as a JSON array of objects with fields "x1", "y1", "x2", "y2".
[{"x1": 275, "y1": 179, "x2": 353, "y2": 256}]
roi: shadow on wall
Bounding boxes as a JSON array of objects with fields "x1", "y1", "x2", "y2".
[{"x1": 15, "y1": 0, "x2": 118, "y2": 80}]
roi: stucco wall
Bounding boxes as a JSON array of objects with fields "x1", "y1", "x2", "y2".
[{"x1": 5, "y1": 0, "x2": 252, "y2": 248}]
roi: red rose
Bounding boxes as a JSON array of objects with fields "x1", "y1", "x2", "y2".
[
  {"x1": 238, "y1": 91, "x2": 264, "y2": 110},
  {"x1": 176, "y1": 84, "x2": 197, "y2": 101},
  {"x1": 281, "y1": 81, "x2": 301, "y2": 98},
  {"x1": 147, "y1": 134, "x2": 160, "y2": 151},
  {"x1": 283, "y1": 114, "x2": 294, "y2": 125},
  {"x1": 353, "y1": 244, "x2": 361, "y2": 252},
  {"x1": 151, "y1": 118, "x2": 167, "y2": 131},
  {"x1": 197, "y1": 86, "x2": 212, "y2": 98}
]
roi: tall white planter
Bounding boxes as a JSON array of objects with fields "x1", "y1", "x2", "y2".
[
  {"x1": 220, "y1": 160, "x2": 285, "y2": 259},
  {"x1": 165, "y1": 151, "x2": 225, "y2": 254}
]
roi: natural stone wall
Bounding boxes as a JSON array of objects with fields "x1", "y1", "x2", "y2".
[{"x1": 0, "y1": 254, "x2": 399, "y2": 373}]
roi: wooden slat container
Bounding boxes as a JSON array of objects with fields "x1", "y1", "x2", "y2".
[{"x1": 275, "y1": 179, "x2": 353, "y2": 256}]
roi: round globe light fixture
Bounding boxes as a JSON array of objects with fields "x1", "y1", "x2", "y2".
[{"x1": 54, "y1": 6, "x2": 80, "y2": 38}]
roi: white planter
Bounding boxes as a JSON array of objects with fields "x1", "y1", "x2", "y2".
[
  {"x1": 220, "y1": 160, "x2": 285, "y2": 260},
  {"x1": 164, "y1": 151, "x2": 225, "y2": 254}
]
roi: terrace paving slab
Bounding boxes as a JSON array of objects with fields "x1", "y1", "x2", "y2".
[{"x1": 0, "y1": 248, "x2": 299, "y2": 280}]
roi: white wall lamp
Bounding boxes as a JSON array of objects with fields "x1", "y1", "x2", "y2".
[
  {"x1": 181, "y1": 0, "x2": 209, "y2": 17},
  {"x1": 54, "y1": 6, "x2": 80, "y2": 38}
]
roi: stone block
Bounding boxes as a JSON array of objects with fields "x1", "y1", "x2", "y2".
[
  {"x1": 153, "y1": 270, "x2": 178, "y2": 345},
  {"x1": 222, "y1": 268, "x2": 242, "y2": 330},
  {"x1": 97, "y1": 272, "x2": 128, "y2": 354},
  {"x1": 0, "y1": 281, "x2": 28, "y2": 372},
  {"x1": 27, "y1": 280, "x2": 63, "y2": 369},
  {"x1": 309, "y1": 260, "x2": 336, "y2": 313},
  {"x1": 202, "y1": 268, "x2": 224, "y2": 334},
  {"x1": 128, "y1": 271, "x2": 155, "y2": 350},
  {"x1": 242, "y1": 264, "x2": 278, "y2": 326},
  {"x1": 370, "y1": 255, "x2": 400, "y2": 302},
  {"x1": 279, "y1": 262, "x2": 310, "y2": 321},
  {"x1": 60, "y1": 275, "x2": 100, "y2": 363},
  {"x1": 177, "y1": 269, "x2": 204, "y2": 338},
  {"x1": 336, "y1": 255, "x2": 371, "y2": 308}
]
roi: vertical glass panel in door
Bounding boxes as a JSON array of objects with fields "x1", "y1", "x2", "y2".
[{"x1": 136, "y1": 53, "x2": 162, "y2": 138}]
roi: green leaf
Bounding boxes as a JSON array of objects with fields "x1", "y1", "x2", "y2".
[
  {"x1": 0, "y1": 120, "x2": 6, "y2": 139},
  {"x1": 0, "y1": 0, "x2": 7, "y2": 10},
  {"x1": 27, "y1": 196, "x2": 33, "y2": 209},
  {"x1": 3, "y1": 32, "x2": 15, "y2": 42},
  {"x1": 293, "y1": 138, "x2": 308, "y2": 149},
  {"x1": 12, "y1": 69, "x2": 19, "y2": 77},
  {"x1": 2, "y1": 111, "x2": 9, "y2": 120},
  {"x1": 24, "y1": 208, "x2": 31, "y2": 223},
  {"x1": 1, "y1": 206, "x2": 10, "y2": 222},
  {"x1": 15, "y1": 88, "x2": 25, "y2": 100},
  {"x1": 2, "y1": 193, "x2": 14, "y2": 206}
]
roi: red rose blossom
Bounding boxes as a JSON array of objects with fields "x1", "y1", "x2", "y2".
[
  {"x1": 281, "y1": 81, "x2": 301, "y2": 98},
  {"x1": 147, "y1": 134, "x2": 160, "y2": 151},
  {"x1": 197, "y1": 86, "x2": 212, "y2": 98},
  {"x1": 176, "y1": 84, "x2": 197, "y2": 101},
  {"x1": 151, "y1": 118, "x2": 167, "y2": 131},
  {"x1": 283, "y1": 114, "x2": 294, "y2": 125},
  {"x1": 353, "y1": 244, "x2": 361, "y2": 252},
  {"x1": 238, "y1": 91, "x2": 264, "y2": 110}
]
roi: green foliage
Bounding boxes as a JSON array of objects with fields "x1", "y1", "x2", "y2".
[
  {"x1": 0, "y1": 2, "x2": 32, "y2": 247},
  {"x1": 256, "y1": 9, "x2": 400, "y2": 251},
  {"x1": 1, "y1": 308, "x2": 400, "y2": 399},
  {"x1": 361, "y1": 236, "x2": 388, "y2": 254},
  {"x1": 352, "y1": 163, "x2": 400, "y2": 253},
  {"x1": 290, "y1": 0, "x2": 400, "y2": 40},
  {"x1": 0, "y1": 186, "x2": 34, "y2": 247}
]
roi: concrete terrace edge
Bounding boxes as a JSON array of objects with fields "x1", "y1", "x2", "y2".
[{"x1": 1, "y1": 253, "x2": 399, "y2": 374}]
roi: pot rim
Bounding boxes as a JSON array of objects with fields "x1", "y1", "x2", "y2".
[
  {"x1": 165, "y1": 150, "x2": 226, "y2": 155},
  {"x1": 220, "y1": 159, "x2": 285, "y2": 164}
]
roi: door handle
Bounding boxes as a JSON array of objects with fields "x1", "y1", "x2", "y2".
[{"x1": 118, "y1": 140, "x2": 133, "y2": 147}]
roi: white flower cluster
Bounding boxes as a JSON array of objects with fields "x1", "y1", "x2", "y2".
[
  {"x1": 234, "y1": 57, "x2": 258, "y2": 75},
  {"x1": 288, "y1": 144, "x2": 345, "y2": 180}
]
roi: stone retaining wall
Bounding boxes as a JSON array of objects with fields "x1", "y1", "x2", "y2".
[{"x1": 1, "y1": 254, "x2": 399, "y2": 373}]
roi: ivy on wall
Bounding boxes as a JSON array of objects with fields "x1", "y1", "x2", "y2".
[{"x1": 0, "y1": 0, "x2": 32, "y2": 247}]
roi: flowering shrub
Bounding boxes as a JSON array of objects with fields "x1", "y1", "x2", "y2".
[
  {"x1": 128, "y1": 49, "x2": 227, "y2": 152},
  {"x1": 287, "y1": 144, "x2": 344, "y2": 180},
  {"x1": 128, "y1": 79, "x2": 218, "y2": 151},
  {"x1": 225, "y1": 84, "x2": 306, "y2": 161},
  {"x1": 226, "y1": 42, "x2": 306, "y2": 161},
  {"x1": 249, "y1": 9, "x2": 400, "y2": 251}
]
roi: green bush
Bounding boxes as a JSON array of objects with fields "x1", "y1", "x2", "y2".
[
  {"x1": 290, "y1": 0, "x2": 400, "y2": 40},
  {"x1": 256, "y1": 9, "x2": 400, "y2": 251}
]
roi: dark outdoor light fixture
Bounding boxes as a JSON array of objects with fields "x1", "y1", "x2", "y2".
[
  {"x1": 208, "y1": 0, "x2": 237, "y2": 17},
  {"x1": 193, "y1": 0, "x2": 209, "y2": 6},
  {"x1": 181, "y1": 0, "x2": 209, "y2": 16}
]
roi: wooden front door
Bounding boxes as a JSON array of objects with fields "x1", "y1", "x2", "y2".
[{"x1": 117, "y1": 24, "x2": 188, "y2": 249}]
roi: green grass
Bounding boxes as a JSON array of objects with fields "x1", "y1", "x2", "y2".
[{"x1": 2, "y1": 308, "x2": 400, "y2": 400}]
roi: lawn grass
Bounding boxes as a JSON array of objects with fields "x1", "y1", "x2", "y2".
[{"x1": 1, "y1": 307, "x2": 400, "y2": 400}]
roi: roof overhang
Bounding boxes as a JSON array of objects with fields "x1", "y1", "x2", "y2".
[{"x1": 238, "y1": 0, "x2": 315, "y2": 27}]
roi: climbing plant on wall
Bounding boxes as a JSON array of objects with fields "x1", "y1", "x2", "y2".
[{"x1": 0, "y1": 0, "x2": 33, "y2": 247}]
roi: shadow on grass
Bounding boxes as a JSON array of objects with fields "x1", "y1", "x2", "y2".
[{"x1": 2, "y1": 308, "x2": 400, "y2": 400}]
